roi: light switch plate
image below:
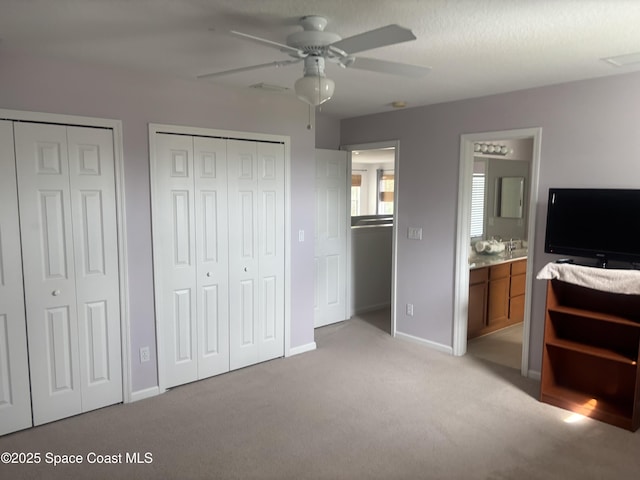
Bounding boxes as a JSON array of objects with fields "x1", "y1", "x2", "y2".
[{"x1": 408, "y1": 227, "x2": 423, "y2": 240}]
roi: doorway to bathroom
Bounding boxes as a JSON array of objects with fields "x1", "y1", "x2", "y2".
[{"x1": 454, "y1": 128, "x2": 542, "y2": 377}]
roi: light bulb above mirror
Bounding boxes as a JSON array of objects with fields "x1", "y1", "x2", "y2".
[{"x1": 473, "y1": 143, "x2": 513, "y2": 156}]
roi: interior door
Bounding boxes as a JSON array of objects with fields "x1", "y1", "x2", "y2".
[
  {"x1": 15, "y1": 122, "x2": 122, "y2": 425},
  {"x1": 15, "y1": 123, "x2": 82, "y2": 425},
  {"x1": 67, "y1": 126, "x2": 123, "y2": 411},
  {"x1": 227, "y1": 140, "x2": 285, "y2": 370},
  {"x1": 154, "y1": 133, "x2": 199, "y2": 388},
  {"x1": 154, "y1": 134, "x2": 232, "y2": 387},
  {"x1": 255, "y1": 142, "x2": 285, "y2": 362},
  {"x1": 314, "y1": 149, "x2": 348, "y2": 327},
  {"x1": 194, "y1": 136, "x2": 230, "y2": 378},
  {"x1": 0, "y1": 120, "x2": 32, "y2": 435}
]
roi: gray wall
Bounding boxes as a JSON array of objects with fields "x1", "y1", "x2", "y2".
[
  {"x1": 315, "y1": 113, "x2": 341, "y2": 149},
  {"x1": 351, "y1": 226, "x2": 393, "y2": 313},
  {"x1": 0, "y1": 52, "x2": 317, "y2": 393},
  {"x1": 341, "y1": 71, "x2": 640, "y2": 372}
]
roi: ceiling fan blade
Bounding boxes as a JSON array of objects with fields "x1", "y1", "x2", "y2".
[
  {"x1": 331, "y1": 25, "x2": 416, "y2": 55},
  {"x1": 230, "y1": 30, "x2": 304, "y2": 57},
  {"x1": 197, "y1": 59, "x2": 301, "y2": 79},
  {"x1": 349, "y1": 57, "x2": 431, "y2": 78}
]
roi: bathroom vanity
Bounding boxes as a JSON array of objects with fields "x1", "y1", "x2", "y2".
[{"x1": 468, "y1": 252, "x2": 527, "y2": 339}]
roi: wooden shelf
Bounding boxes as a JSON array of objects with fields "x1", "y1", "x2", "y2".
[
  {"x1": 541, "y1": 384, "x2": 634, "y2": 430},
  {"x1": 547, "y1": 305, "x2": 640, "y2": 328},
  {"x1": 545, "y1": 339, "x2": 637, "y2": 365},
  {"x1": 540, "y1": 279, "x2": 640, "y2": 431}
]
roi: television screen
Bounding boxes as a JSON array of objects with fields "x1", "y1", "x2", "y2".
[{"x1": 544, "y1": 188, "x2": 640, "y2": 267}]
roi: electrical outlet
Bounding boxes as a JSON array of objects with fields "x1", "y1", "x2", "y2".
[
  {"x1": 406, "y1": 303, "x2": 414, "y2": 316},
  {"x1": 140, "y1": 346, "x2": 150, "y2": 363}
]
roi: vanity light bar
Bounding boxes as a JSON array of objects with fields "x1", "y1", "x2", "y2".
[{"x1": 474, "y1": 143, "x2": 513, "y2": 155}]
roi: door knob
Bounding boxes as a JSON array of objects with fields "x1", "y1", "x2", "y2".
[
  {"x1": 206, "y1": 272, "x2": 212, "y2": 277},
  {"x1": 243, "y1": 267, "x2": 248, "y2": 272},
  {"x1": 52, "y1": 290, "x2": 61, "y2": 296}
]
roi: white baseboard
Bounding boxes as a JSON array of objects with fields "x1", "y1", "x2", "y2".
[
  {"x1": 287, "y1": 342, "x2": 317, "y2": 357},
  {"x1": 129, "y1": 386, "x2": 160, "y2": 403},
  {"x1": 527, "y1": 369, "x2": 541, "y2": 381},
  {"x1": 395, "y1": 331, "x2": 453, "y2": 355}
]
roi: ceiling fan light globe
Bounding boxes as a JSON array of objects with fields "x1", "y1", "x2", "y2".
[{"x1": 294, "y1": 75, "x2": 335, "y2": 106}]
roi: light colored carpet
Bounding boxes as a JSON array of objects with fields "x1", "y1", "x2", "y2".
[{"x1": 1, "y1": 310, "x2": 638, "y2": 479}]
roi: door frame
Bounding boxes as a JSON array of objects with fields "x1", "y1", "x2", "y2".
[
  {"x1": 0, "y1": 108, "x2": 131, "y2": 400},
  {"x1": 341, "y1": 140, "x2": 399, "y2": 336},
  {"x1": 149, "y1": 123, "x2": 291, "y2": 394},
  {"x1": 453, "y1": 127, "x2": 542, "y2": 378}
]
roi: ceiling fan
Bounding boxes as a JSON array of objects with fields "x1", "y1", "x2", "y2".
[{"x1": 198, "y1": 15, "x2": 431, "y2": 106}]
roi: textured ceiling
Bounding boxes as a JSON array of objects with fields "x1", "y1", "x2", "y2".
[{"x1": 2, "y1": 0, "x2": 640, "y2": 118}]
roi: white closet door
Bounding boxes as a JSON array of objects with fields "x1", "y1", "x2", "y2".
[
  {"x1": 194, "y1": 137, "x2": 230, "y2": 378},
  {"x1": 15, "y1": 122, "x2": 122, "y2": 426},
  {"x1": 256, "y1": 142, "x2": 285, "y2": 362},
  {"x1": 227, "y1": 140, "x2": 258, "y2": 370},
  {"x1": 0, "y1": 121, "x2": 32, "y2": 435},
  {"x1": 67, "y1": 127, "x2": 122, "y2": 411},
  {"x1": 154, "y1": 134, "x2": 199, "y2": 388},
  {"x1": 228, "y1": 140, "x2": 284, "y2": 370},
  {"x1": 15, "y1": 123, "x2": 82, "y2": 425}
]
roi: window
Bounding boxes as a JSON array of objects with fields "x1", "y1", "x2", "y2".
[
  {"x1": 377, "y1": 170, "x2": 394, "y2": 215},
  {"x1": 351, "y1": 174, "x2": 362, "y2": 216},
  {"x1": 470, "y1": 172, "x2": 486, "y2": 239}
]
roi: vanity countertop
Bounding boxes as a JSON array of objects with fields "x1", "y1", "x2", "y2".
[{"x1": 469, "y1": 248, "x2": 528, "y2": 270}]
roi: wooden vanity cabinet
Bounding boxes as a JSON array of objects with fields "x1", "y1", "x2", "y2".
[
  {"x1": 488, "y1": 263, "x2": 510, "y2": 325},
  {"x1": 509, "y1": 260, "x2": 527, "y2": 322},
  {"x1": 468, "y1": 258, "x2": 527, "y2": 339},
  {"x1": 468, "y1": 268, "x2": 489, "y2": 338}
]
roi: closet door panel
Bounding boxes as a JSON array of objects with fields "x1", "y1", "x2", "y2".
[
  {"x1": 257, "y1": 143, "x2": 285, "y2": 361},
  {"x1": 194, "y1": 137, "x2": 229, "y2": 378},
  {"x1": 0, "y1": 120, "x2": 32, "y2": 435},
  {"x1": 155, "y1": 134, "x2": 198, "y2": 387},
  {"x1": 228, "y1": 140, "x2": 259, "y2": 370},
  {"x1": 14, "y1": 122, "x2": 82, "y2": 425},
  {"x1": 67, "y1": 126, "x2": 122, "y2": 411}
]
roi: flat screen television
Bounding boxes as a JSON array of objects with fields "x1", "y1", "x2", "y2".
[{"x1": 544, "y1": 188, "x2": 640, "y2": 268}]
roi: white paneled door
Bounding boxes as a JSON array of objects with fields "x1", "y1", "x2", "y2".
[
  {"x1": 0, "y1": 121, "x2": 32, "y2": 436},
  {"x1": 227, "y1": 140, "x2": 285, "y2": 370},
  {"x1": 154, "y1": 134, "x2": 230, "y2": 388},
  {"x1": 153, "y1": 131, "x2": 285, "y2": 388},
  {"x1": 14, "y1": 122, "x2": 122, "y2": 426},
  {"x1": 314, "y1": 149, "x2": 348, "y2": 328}
]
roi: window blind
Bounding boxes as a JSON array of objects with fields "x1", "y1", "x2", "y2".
[{"x1": 470, "y1": 173, "x2": 485, "y2": 238}]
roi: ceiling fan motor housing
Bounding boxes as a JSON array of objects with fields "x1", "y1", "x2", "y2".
[{"x1": 286, "y1": 15, "x2": 341, "y2": 56}]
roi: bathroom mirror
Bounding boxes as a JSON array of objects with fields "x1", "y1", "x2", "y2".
[{"x1": 499, "y1": 177, "x2": 524, "y2": 218}]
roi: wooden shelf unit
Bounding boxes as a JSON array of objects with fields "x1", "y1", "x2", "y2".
[{"x1": 540, "y1": 279, "x2": 640, "y2": 431}]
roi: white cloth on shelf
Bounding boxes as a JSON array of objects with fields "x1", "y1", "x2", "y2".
[{"x1": 536, "y1": 262, "x2": 640, "y2": 295}]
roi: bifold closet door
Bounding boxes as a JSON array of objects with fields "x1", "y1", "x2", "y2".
[
  {"x1": 14, "y1": 122, "x2": 122, "y2": 426},
  {"x1": 227, "y1": 140, "x2": 285, "y2": 370},
  {"x1": 154, "y1": 134, "x2": 229, "y2": 389},
  {"x1": 0, "y1": 121, "x2": 32, "y2": 435}
]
